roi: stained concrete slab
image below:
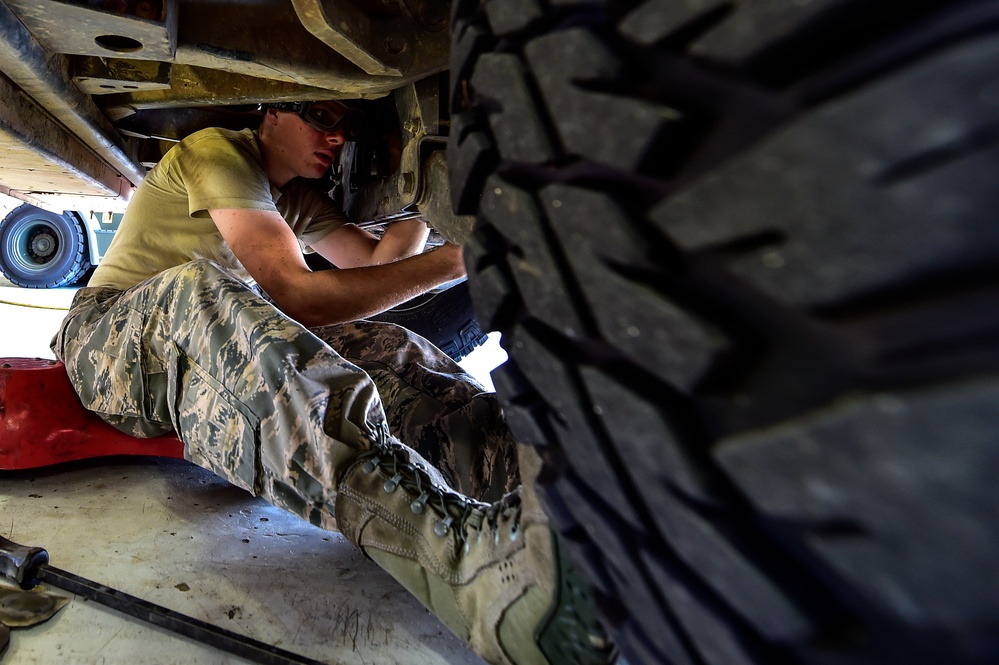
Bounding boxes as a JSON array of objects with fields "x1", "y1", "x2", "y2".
[{"x1": 1, "y1": 458, "x2": 485, "y2": 664}]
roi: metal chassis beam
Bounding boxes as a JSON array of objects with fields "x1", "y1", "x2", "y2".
[
  {"x1": 0, "y1": 0, "x2": 145, "y2": 189},
  {"x1": 0, "y1": 70, "x2": 134, "y2": 200}
]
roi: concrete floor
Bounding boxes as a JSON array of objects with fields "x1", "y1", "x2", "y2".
[{"x1": 0, "y1": 278, "x2": 494, "y2": 664}]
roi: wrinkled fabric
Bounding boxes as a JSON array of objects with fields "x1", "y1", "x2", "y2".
[
  {"x1": 52, "y1": 260, "x2": 518, "y2": 530},
  {"x1": 314, "y1": 320, "x2": 518, "y2": 503}
]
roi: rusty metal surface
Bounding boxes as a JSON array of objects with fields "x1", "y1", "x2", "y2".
[
  {"x1": 417, "y1": 150, "x2": 474, "y2": 246},
  {"x1": 0, "y1": 70, "x2": 133, "y2": 202},
  {"x1": 0, "y1": 0, "x2": 146, "y2": 189},
  {"x1": 70, "y1": 57, "x2": 173, "y2": 96},
  {"x1": 98, "y1": 64, "x2": 349, "y2": 113},
  {"x1": 341, "y1": 77, "x2": 445, "y2": 223},
  {"x1": 172, "y1": 0, "x2": 447, "y2": 95},
  {"x1": 3, "y1": 0, "x2": 178, "y2": 61},
  {"x1": 291, "y1": 0, "x2": 411, "y2": 77},
  {"x1": 168, "y1": 0, "x2": 448, "y2": 98},
  {"x1": 0, "y1": 0, "x2": 452, "y2": 212}
]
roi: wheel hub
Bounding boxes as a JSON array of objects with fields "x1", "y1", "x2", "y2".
[{"x1": 27, "y1": 228, "x2": 57, "y2": 263}]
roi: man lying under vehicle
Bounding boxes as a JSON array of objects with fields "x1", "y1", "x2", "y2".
[{"x1": 51, "y1": 99, "x2": 617, "y2": 665}]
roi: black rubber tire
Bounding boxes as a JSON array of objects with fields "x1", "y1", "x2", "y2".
[
  {"x1": 450, "y1": 1, "x2": 999, "y2": 663},
  {"x1": 372, "y1": 279, "x2": 488, "y2": 361},
  {"x1": 0, "y1": 204, "x2": 89, "y2": 288}
]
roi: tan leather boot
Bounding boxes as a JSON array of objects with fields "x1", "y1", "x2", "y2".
[{"x1": 335, "y1": 438, "x2": 617, "y2": 665}]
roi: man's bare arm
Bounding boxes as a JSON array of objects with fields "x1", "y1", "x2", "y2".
[
  {"x1": 371, "y1": 219, "x2": 431, "y2": 264},
  {"x1": 312, "y1": 218, "x2": 431, "y2": 268},
  {"x1": 210, "y1": 208, "x2": 465, "y2": 327}
]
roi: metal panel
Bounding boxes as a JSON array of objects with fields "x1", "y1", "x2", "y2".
[
  {"x1": 169, "y1": 0, "x2": 448, "y2": 97},
  {"x1": 70, "y1": 57, "x2": 173, "y2": 95},
  {"x1": 3, "y1": 0, "x2": 178, "y2": 61},
  {"x1": 98, "y1": 64, "x2": 347, "y2": 113},
  {"x1": 0, "y1": 73, "x2": 133, "y2": 203},
  {"x1": 0, "y1": 0, "x2": 146, "y2": 189},
  {"x1": 290, "y1": 0, "x2": 412, "y2": 76}
]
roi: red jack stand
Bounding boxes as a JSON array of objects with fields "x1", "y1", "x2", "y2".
[{"x1": 0, "y1": 358, "x2": 183, "y2": 470}]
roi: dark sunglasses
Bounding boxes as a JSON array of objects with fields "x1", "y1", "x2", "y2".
[{"x1": 267, "y1": 101, "x2": 361, "y2": 139}]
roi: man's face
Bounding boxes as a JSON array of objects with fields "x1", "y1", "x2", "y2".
[{"x1": 271, "y1": 101, "x2": 355, "y2": 180}]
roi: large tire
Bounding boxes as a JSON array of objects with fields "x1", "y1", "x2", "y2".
[
  {"x1": 372, "y1": 279, "x2": 488, "y2": 361},
  {"x1": 450, "y1": 1, "x2": 999, "y2": 663},
  {"x1": 0, "y1": 204, "x2": 89, "y2": 288}
]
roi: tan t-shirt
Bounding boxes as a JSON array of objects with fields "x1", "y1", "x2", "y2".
[{"x1": 90, "y1": 127, "x2": 347, "y2": 290}]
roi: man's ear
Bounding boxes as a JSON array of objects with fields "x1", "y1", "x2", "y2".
[
  {"x1": 261, "y1": 108, "x2": 279, "y2": 126},
  {"x1": 258, "y1": 108, "x2": 279, "y2": 136}
]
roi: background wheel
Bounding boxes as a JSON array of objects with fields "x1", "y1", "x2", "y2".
[
  {"x1": 372, "y1": 279, "x2": 488, "y2": 361},
  {"x1": 0, "y1": 204, "x2": 89, "y2": 288},
  {"x1": 451, "y1": 1, "x2": 999, "y2": 663}
]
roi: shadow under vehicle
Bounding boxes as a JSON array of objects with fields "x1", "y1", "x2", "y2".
[{"x1": 1, "y1": 1, "x2": 997, "y2": 663}]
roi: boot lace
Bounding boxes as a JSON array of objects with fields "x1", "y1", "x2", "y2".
[{"x1": 356, "y1": 435, "x2": 522, "y2": 551}]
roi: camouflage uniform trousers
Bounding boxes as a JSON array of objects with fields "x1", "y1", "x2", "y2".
[{"x1": 51, "y1": 260, "x2": 519, "y2": 530}]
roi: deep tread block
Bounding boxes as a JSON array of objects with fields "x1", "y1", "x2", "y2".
[
  {"x1": 638, "y1": 547, "x2": 756, "y2": 665},
  {"x1": 553, "y1": 475, "x2": 697, "y2": 665},
  {"x1": 463, "y1": 231, "x2": 516, "y2": 331},
  {"x1": 472, "y1": 53, "x2": 557, "y2": 163},
  {"x1": 715, "y1": 378, "x2": 999, "y2": 645},
  {"x1": 651, "y1": 35, "x2": 999, "y2": 308},
  {"x1": 480, "y1": 177, "x2": 587, "y2": 337},
  {"x1": 524, "y1": 28, "x2": 678, "y2": 170},
  {"x1": 689, "y1": 0, "x2": 849, "y2": 64},
  {"x1": 448, "y1": 110, "x2": 498, "y2": 215},
  {"x1": 508, "y1": 328, "x2": 646, "y2": 530},
  {"x1": 578, "y1": 367, "x2": 717, "y2": 504},
  {"x1": 579, "y1": 366, "x2": 813, "y2": 642},
  {"x1": 543, "y1": 185, "x2": 725, "y2": 391},
  {"x1": 484, "y1": 0, "x2": 544, "y2": 36},
  {"x1": 450, "y1": 17, "x2": 491, "y2": 112},
  {"x1": 489, "y1": 360, "x2": 550, "y2": 445},
  {"x1": 619, "y1": 0, "x2": 732, "y2": 47}
]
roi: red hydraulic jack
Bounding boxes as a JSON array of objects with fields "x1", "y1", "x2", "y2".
[
  {"x1": 0, "y1": 357, "x2": 184, "y2": 470},
  {"x1": 0, "y1": 360, "x2": 331, "y2": 664}
]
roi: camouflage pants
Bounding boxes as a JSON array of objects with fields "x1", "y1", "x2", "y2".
[{"x1": 51, "y1": 260, "x2": 518, "y2": 529}]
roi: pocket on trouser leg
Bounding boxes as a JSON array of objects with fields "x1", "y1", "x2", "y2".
[
  {"x1": 176, "y1": 357, "x2": 260, "y2": 495},
  {"x1": 63, "y1": 308, "x2": 174, "y2": 438}
]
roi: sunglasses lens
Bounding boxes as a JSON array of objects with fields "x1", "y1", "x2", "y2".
[{"x1": 303, "y1": 104, "x2": 357, "y2": 139}]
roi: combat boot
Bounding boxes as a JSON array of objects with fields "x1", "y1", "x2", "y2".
[{"x1": 334, "y1": 437, "x2": 617, "y2": 665}]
